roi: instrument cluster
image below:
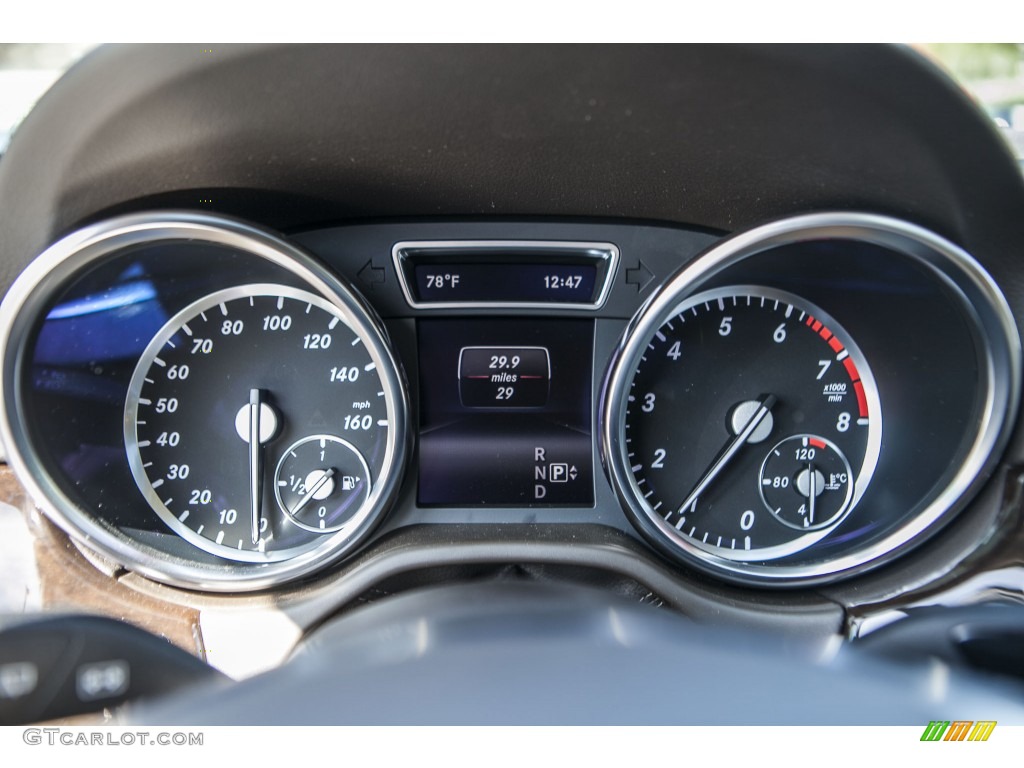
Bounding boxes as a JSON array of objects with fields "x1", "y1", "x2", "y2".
[{"x1": 0, "y1": 211, "x2": 1017, "y2": 593}]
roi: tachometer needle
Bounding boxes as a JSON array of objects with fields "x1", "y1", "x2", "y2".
[
  {"x1": 249, "y1": 388, "x2": 263, "y2": 545},
  {"x1": 289, "y1": 468, "x2": 336, "y2": 518},
  {"x1": 677, "y1": 393, "x2": 777, "y2": 515}
]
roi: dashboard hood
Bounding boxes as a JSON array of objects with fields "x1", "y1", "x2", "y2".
[{"x1": 1, "y1": 45, "x2": 1023, "y2": 281}]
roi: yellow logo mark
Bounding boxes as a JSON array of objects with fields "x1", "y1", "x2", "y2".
[{"x1": 967, "y1": 721, "x2": 997, "y2": 741}]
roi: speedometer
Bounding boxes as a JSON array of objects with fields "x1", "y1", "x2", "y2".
[
  {"x1": 125, "y1": 284, "x2": 394, "y2": 562},
  {"x1": 0, "y1": 211, "x2": 411, "y2": 590}
]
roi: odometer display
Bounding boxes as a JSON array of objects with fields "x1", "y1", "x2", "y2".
[
  {"x1": 125, "y1": 284, "x2": 394, "y2": 562},
  {"x1": 612, "y1": 286, "x2": 882, "y2": 575},
  {"x1": 458, "y1": 346, "x2": 551, "y2": 408}
]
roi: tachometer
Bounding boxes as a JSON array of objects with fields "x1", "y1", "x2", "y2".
[
  {"x1": 616, "y1": 286, "x2": 881, "y2": 568},
  {"x1": 602, "y1": 213, "x2": 1021, "y2": 587}
]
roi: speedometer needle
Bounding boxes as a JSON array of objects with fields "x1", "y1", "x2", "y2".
[
  {"x1": 677, "y1": 393, "x2": 777, "y2": 515},
  {"x1": 249, "y1": 388, "x2": 263, "y2": 545}
]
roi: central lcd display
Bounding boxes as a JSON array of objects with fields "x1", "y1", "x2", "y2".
[{"x1": 417, "y1": 318, "x2": 594, "y2": 506}]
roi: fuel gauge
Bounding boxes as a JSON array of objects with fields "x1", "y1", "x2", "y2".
[{"x1": 274, "y1": 435, "x2": 371, "y2": 533}]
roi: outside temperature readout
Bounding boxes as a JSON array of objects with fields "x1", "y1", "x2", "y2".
[{"x1": 425, "y1": 273, "x2": 460, "y2": 289}]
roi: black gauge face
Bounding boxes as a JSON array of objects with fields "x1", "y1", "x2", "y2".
[
  {"x1": 618, "y1": 286, "x2": 881, "y2": 572},
  {"x1": 125, "y1": 284, "x2": 392, "y2": 562}
]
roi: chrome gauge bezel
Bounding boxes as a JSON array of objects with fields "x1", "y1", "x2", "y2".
[
  {"x1": 0, "y1": 212, "x2": 410, "y2": 592},
  {"x1": 601, "y1": 212, "x2": 1021, "y2": 586}
]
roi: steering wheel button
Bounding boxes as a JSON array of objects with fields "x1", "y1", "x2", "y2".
[
  {"x1": 0, "y1": 662, "x2": 38, "y2": 699},
  {"x1": 76, "y1": 660, "x2": 131, "y2": 702}
]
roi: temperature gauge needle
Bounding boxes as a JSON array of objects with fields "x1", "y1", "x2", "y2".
[
  {"x1": 289, "y1": 469, "x2": 336, "y2": 517},
  {"x1": 249, "y1": 388, "x2": 263, "y2": 545},
  {"x1": 807, "y1": 463, "x2": 816, "y2": 526},
  {"x1": 677, "y1": 393, "x2": 776, "y2": 515}
]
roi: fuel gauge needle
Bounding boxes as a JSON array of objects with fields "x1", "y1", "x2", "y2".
[
  {"x1": 678, "y1": 393, "x2": 776, "y2": 515},
  {"x1": 290, "y1": 469, "x2": 336, "y2": 517},
  {"x1": 249, "y1": 388, "x2": 263, "y2": 545}
]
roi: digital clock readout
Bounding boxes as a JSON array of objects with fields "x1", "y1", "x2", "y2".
[{"x1": 543, "y1": 274, "x2": 584, "y2": 290}]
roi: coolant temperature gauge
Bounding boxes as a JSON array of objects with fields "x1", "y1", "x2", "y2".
[
  {"x1": 274, "y1": 435, "x2": 371, "y2": 533},
  {"x1": 759, "y1": 435, "x2": 854, "y2": 531}
]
